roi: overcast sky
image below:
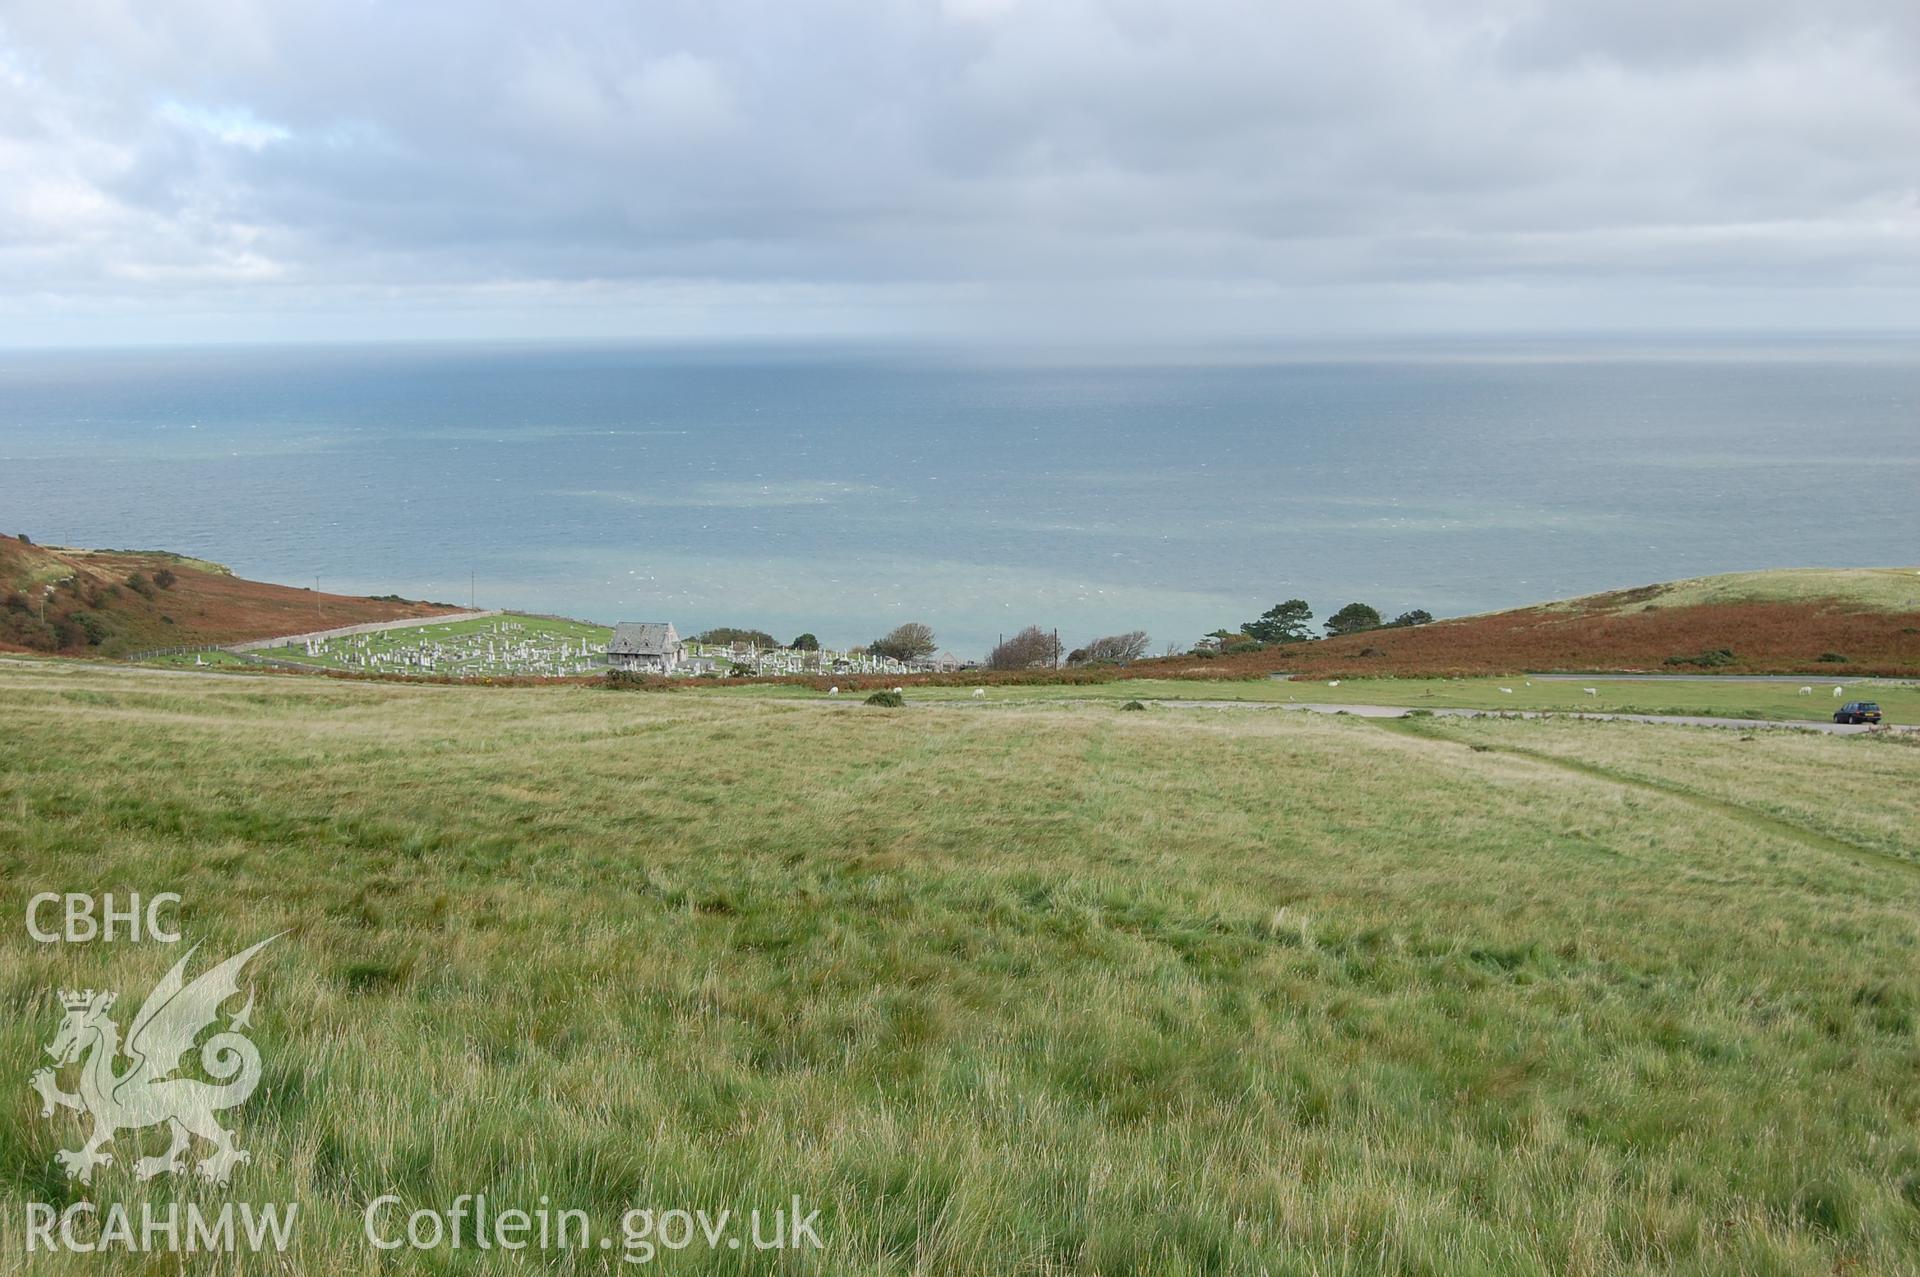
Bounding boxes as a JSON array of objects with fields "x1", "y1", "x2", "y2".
[{"x1": 2, "y1": 0, "x2": 1916, "y2": 346}]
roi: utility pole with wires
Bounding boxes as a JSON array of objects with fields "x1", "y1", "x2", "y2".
[{"x1": 470, "y1": 569, "x2": 476, "y2": 611}]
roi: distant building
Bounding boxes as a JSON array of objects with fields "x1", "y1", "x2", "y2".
[{"x1": 609, "y1": 621, "x2": 683, "y2": 674}]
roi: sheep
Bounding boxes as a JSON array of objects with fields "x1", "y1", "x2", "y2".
[
  {"x1": 1833, "y1": 686, "x2": 1844, "y2": 697},
  {"x1": 971, "y1": 687, "x2": 986, "y2": 699},
  {"x1": 1327, "y1": 680, "x2": 1340, "y2": 687},
  {"x1": 1499, "y1": 687, "x2": 1514, "y2": 695},
  {"x1": 1583, "y1": 688, "x2": 1599, "y2": 697},
  {"x1": 828, "y1": 686, "x2": 839, "y2": 696},
  {"x1": 1798, "y1": 686, "x2": 1812, "y2": 695},
  {"x1": 892, "y1": 687, "x2": 904, "y2": 695}
]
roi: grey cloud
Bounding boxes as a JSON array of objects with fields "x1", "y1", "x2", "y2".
[{"x1": 0, "y1": 0, "x2": 1915, "y2": 341}]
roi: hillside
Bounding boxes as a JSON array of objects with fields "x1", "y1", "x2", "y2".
[
  {"x1": 1163, "y1": 566, "x2": 1920, "y2": 679},
  {"x1": 0, "y1": 537, "x2": 459, "y2": 657},
  {"x1": 2, "y1": 662, "x2": 1916, "y2": 1272}
]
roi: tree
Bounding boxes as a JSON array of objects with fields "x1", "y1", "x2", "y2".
[
  {"x1": 790, "y1": 632, "x2": 820, "y2": 651},
  {"x1": 1075, "y1": 630, "x2": 1150, "y2": 664},
  {"x1": 1243, "y1": 599, "x2": 1313, "y2": 644},
  {"x1": 153, "y1": 568, "x2": 178, "y2": 590},
  {"x1": 1324, "y1": 602, "x2": 1383, "y2": 636},
  {"x1": 869, "y1": 621, "x2": 936, "y2": 662},
  {"x1": 695, "y1": 626, "x2": 777, "y2": 649},
  {"x1": 988, "y1": 625, "x2": 1060, "y2": 670},
  {"x1": 1388, "y1": 609, "x2": 1433, "y2": 627},
  {"x1": 16, "y1": 533, "x2": 29, "y2": 545}
]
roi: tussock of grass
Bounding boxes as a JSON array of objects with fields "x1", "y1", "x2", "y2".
[{"x1": 1, "y1": 664, "x2": 1917, "y2": 1274}]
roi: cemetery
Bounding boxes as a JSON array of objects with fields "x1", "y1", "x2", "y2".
[
  {"x1": 255, "y1": 614, "x2": 613, "y2": 678},
  {"x1": 142, "y1": 613, "x2": 970, "y2": 681},
  {"x1": 678, "y1": 639, "x2": 944, "y2": 678}
]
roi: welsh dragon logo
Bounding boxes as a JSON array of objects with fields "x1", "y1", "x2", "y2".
[{"x1": 30, "y1": 935, "x2": 280, "y2": 1187}]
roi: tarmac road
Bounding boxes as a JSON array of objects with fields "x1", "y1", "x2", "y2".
[{"x1": 1159, "y1": 700, "x2": 1906, "y2": 734}]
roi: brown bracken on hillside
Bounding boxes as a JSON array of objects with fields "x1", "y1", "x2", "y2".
[{"x1": 0, "y1": 538, "x2": 459, "y2": 657}]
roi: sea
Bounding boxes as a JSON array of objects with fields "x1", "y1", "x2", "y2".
[{"x1": 2, "y1": 338, "x2": 1915, "y2": 657}]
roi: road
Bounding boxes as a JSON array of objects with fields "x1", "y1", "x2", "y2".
[{"x1": 1159, "y1": 700, "x2": 1904, "y2": 734}]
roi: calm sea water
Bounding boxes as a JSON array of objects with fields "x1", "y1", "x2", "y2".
[{"x1": 2, "y1": 341, "x2": 1915, "y2": 656}]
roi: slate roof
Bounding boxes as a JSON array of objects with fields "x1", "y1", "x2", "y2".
[{"x1": 609, "y1": 621, "x2": 680, "y2": 656}]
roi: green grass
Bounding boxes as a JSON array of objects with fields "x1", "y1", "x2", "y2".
[
  {"x1": 139, "y1": 649, "x2": 260, "y2": 670},
  {"x1": 1575, "y1": 567, "x2": 1920, "y2": 613},
  {"x1": 2, "y1": 662, "x2": 1917, "y2": 1273},
  {"x1": 705, "y1": 674, "x2": 1920, "y2": 723}
]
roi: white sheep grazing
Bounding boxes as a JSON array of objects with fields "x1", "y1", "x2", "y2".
[
  {"x1": 1583, "y1": 688, "x2": 1599, "y2": 697},
  {"x1": 892, "y1": 687, "x2": 903, "y2": 695},
  {"x1": 1327, "y1": 680, "x2": 1340, "y2": 687},
  {"x1": 1499, "y1": 687, "x2": 1514, "y2": 695},
  {"x1": 1799, "y1": 686, "x2": 1812, "y2": 695},
  {"x1": 971, "y1": 687, "x2": 986, "y2": 699},
  {"x1": 828, "y1": 686, "x2": 839, "y2": 696},
  {"x1": 1833, "y1": 686, "x2": 1844, "y2": 697}
]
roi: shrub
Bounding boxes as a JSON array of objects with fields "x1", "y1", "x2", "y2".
[
  {"x1": 1817, "y1": 652, "x2": 1848, "y2": 663},
  {"x1": 15, "y1": 533, "x2": 29, "y2": 544},
  {"x1": 1121, "y1": 700, "x2": 1146, "y2": 711},
  {"x1": 603, "y1": 670, "x2": 672, "y2": 691},
  {"x1": 153, "y1": 567, "x2": 178, "y2": 590},
  {"x1": 126, "y1": 573, "x2": 156, "y2": 599},
  {"x1": 1664, "y1": 647, "x2": 1736, "y2": 668},
  {"x1": 864, "y1": 690, "x2": 905, "y2": 707}
]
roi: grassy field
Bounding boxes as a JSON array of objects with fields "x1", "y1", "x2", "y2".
[
  {"x1": 3, "y1": 662, "x2": 1918, "y2": 1273},
  {"x1": 1585, "y1": 567, "x2": 1920, "y2": 613},
  {"x1": 704, "y1": 674, "x2": 1920, "y2": 723}
]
